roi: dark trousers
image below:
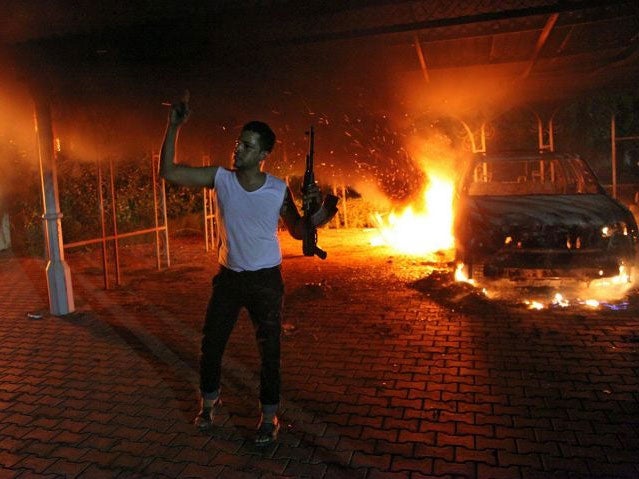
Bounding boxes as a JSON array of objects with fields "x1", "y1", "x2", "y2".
[{"x1": 200, "y1": 265, "x2": 284, "y2": 408}]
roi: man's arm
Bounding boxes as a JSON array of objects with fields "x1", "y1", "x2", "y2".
[
  {"x1": 280, "y1": 188, "x2": 305, "y2": 240},
  {"x1": 159, "y1": 95, "x2": 218, "y2": 188},
  {"x1": 280, "y1": 186, "x2": 336, "y2": 240}
]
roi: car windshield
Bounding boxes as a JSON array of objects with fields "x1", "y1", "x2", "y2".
[{"x1": 466, "y1": 156, "x2": 601, "y2": 196}]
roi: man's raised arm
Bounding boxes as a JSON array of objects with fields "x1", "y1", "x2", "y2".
[{"x1": 160, "y1": 92, "x2": 218, "y2": 188}]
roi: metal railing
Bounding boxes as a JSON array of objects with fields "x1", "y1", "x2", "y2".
[{"x1": 63, "y1": 154, "x2": 170, "y2": 289}]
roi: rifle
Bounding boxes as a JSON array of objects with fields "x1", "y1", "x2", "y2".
[{"x1": 302, "y1": 126, "x2": 338, "y2": 259}]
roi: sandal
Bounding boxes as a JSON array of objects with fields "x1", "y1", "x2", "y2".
[
  {"x1": 193, "y1": 398, "x2": 222, "y2": 431},
  {"x1": 254, "y1": 415, "x2": 280, "y2": 445}
]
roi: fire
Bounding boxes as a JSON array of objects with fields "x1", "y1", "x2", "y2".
[
  {"x1": 371, "y1": 173, "x2": 455, "y2": 256},
  {"x1": 513, "y1": 266, "x2": 632, "y2": 310},
  {"x1": 454, "y1": 263, "x2": 474, "y2": 284},
  {"x1": 367, "y1": 161, "x2": 633, "y2": 310}
]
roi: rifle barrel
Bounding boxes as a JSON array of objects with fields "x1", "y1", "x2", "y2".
[{"x1": 307, "y1": 126, "x2": 314, "y2": 170}]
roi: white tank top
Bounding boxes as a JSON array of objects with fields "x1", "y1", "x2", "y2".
[{"x1": 213, "y1": 168, "x2": 287, "y2": 271}]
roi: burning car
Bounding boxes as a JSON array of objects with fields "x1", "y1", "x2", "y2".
[{"x1": 454, "y1": 151, "x2": 639, "y2": 284}]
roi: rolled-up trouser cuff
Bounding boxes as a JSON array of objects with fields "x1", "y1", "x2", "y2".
[
  {"x1": 202, "y1": 389, "x2": 220, "y2": 401},
  {"x1": 261, "y1": 403, "x2": 279, "y2": 415}
]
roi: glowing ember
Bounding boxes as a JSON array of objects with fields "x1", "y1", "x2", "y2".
[
  {"x1": 589, "y1": 265, "x2": 630, "y2": 288},
  {"x1": 454, "y1": 263, "x2": 474, "y2": 284},
  {"x1": 526, "y1": 300, "x2": 545, "y2": 310},
  {"x1": 371, "y1": 174, "x2": 454, "y2": 256},
  {"x1": 552, "y1": 293, "x2": 569, "y2": 308},
  {"x1": 465, "y1": 265, "x2": 632, "y2": 310}
]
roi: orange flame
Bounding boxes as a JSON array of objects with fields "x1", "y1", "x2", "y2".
[
  {"x1": 504, "y1": 265, "x2": 632, "y2": 309},
  {"x1": 368, "y1": 160, "x2": 633, "y2": 309},
  {"x1": 454, "y1": 263, "x2": 474, "y2": 284},
  {"x1": 370, "y1": 174, "x2": 455, "y2": 256}
]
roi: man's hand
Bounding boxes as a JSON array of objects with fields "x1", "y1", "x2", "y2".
[
  {"x1": 168, "y1": 90, "x2": 190, "y2": 126},
  {"x1": 302, "y1": 182, "x2": 322, "y2": 214}
]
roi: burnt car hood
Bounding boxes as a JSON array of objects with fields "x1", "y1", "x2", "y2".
[{"x1": 456, "y1": 194, "x2": 637, "y2": 252}]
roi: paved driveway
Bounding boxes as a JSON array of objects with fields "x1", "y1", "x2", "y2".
[{"x1": 0, "y1": 229, "x2": 637, "y2": 478}]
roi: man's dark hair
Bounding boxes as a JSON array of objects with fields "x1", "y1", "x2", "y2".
[{"x1": 242, "y1": 121, "x2": 276, "y2": 153}]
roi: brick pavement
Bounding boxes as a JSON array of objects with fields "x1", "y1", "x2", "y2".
[{"x1": 0, "y1": 229, "x2": 638, "y2": 478}]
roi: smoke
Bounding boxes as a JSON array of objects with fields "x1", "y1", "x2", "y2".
[
  {"x1": 405, "y1": 127, "x2": 463, "y2": 177},
  {"x1": 348, "y1": 178, "x2": 392, "y2": 211},
  {"x1": 394, "y1": 64, "x2": 524, "y2": 123},
  {"x1": 252, "y1": 42, "x2": 526, "y2": 208},
  {"x1": 2, "y1": 31, "x2": 532, "y2": 193},
  {"x1": 0, "y1": 68, "x2": 37, "y2": 161}
]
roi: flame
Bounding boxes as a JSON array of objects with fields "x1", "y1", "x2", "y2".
[
  {"x1": 454, "y1": 263, "x2": 474, "y2": 284},
  {"x1": 552, "y1": 293, "x2": 569, "y2": 308},
  {"x1": 366, "y1": 150, "x2": 633, "y2": 309},
  {"x1": 525, "y1": 300, "x2": 544, "y2": 310},
  {"x1": 371, "y1": 173, "x2": 455, "y2": 256},
  {"x1": 509, "y1": 265, "x2": 632, "y2": 310},
  {"x1": 589, "y1": 264, "x2": 630, "y2": 288}
]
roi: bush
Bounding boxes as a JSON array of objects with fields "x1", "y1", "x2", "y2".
[
  {"x1": 0, "y1": 140, "x2": 44, "y2": 255},
  {"x1": 56, "y1": 155, "x2": 205, "y2": 243}
]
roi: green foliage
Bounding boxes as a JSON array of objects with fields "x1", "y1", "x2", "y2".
[
  {"x1": 2, "y1": 150, "x2": 207, "y2": 254},
  {"x1": 57, "y1": 155, "x2": 205, "y2": 242},
  {"x1": 57, "y1": 156, "x2": 102, "y2": 242},
  {"x1": 165, "y1": 182, "x2": 203, "y2": 218},
  {"x1": 0, "y1": 140, "x2": 43, "y2": 255}
]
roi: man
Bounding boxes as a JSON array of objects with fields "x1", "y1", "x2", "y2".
[{"x1": 160, "y1": 93, "x2": 335, "y2": 445}]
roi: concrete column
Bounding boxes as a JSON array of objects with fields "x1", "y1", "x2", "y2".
[
  {"x1": 0, "y1": 213, "x2": 10, "y2": 250},
  {"x1": 34, "y1": 97, "x2": 75, "y2": 315}
]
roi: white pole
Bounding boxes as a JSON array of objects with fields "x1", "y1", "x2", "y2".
[{"x1": 34, "y1": 96, "x2": 75, "y2": 315}]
